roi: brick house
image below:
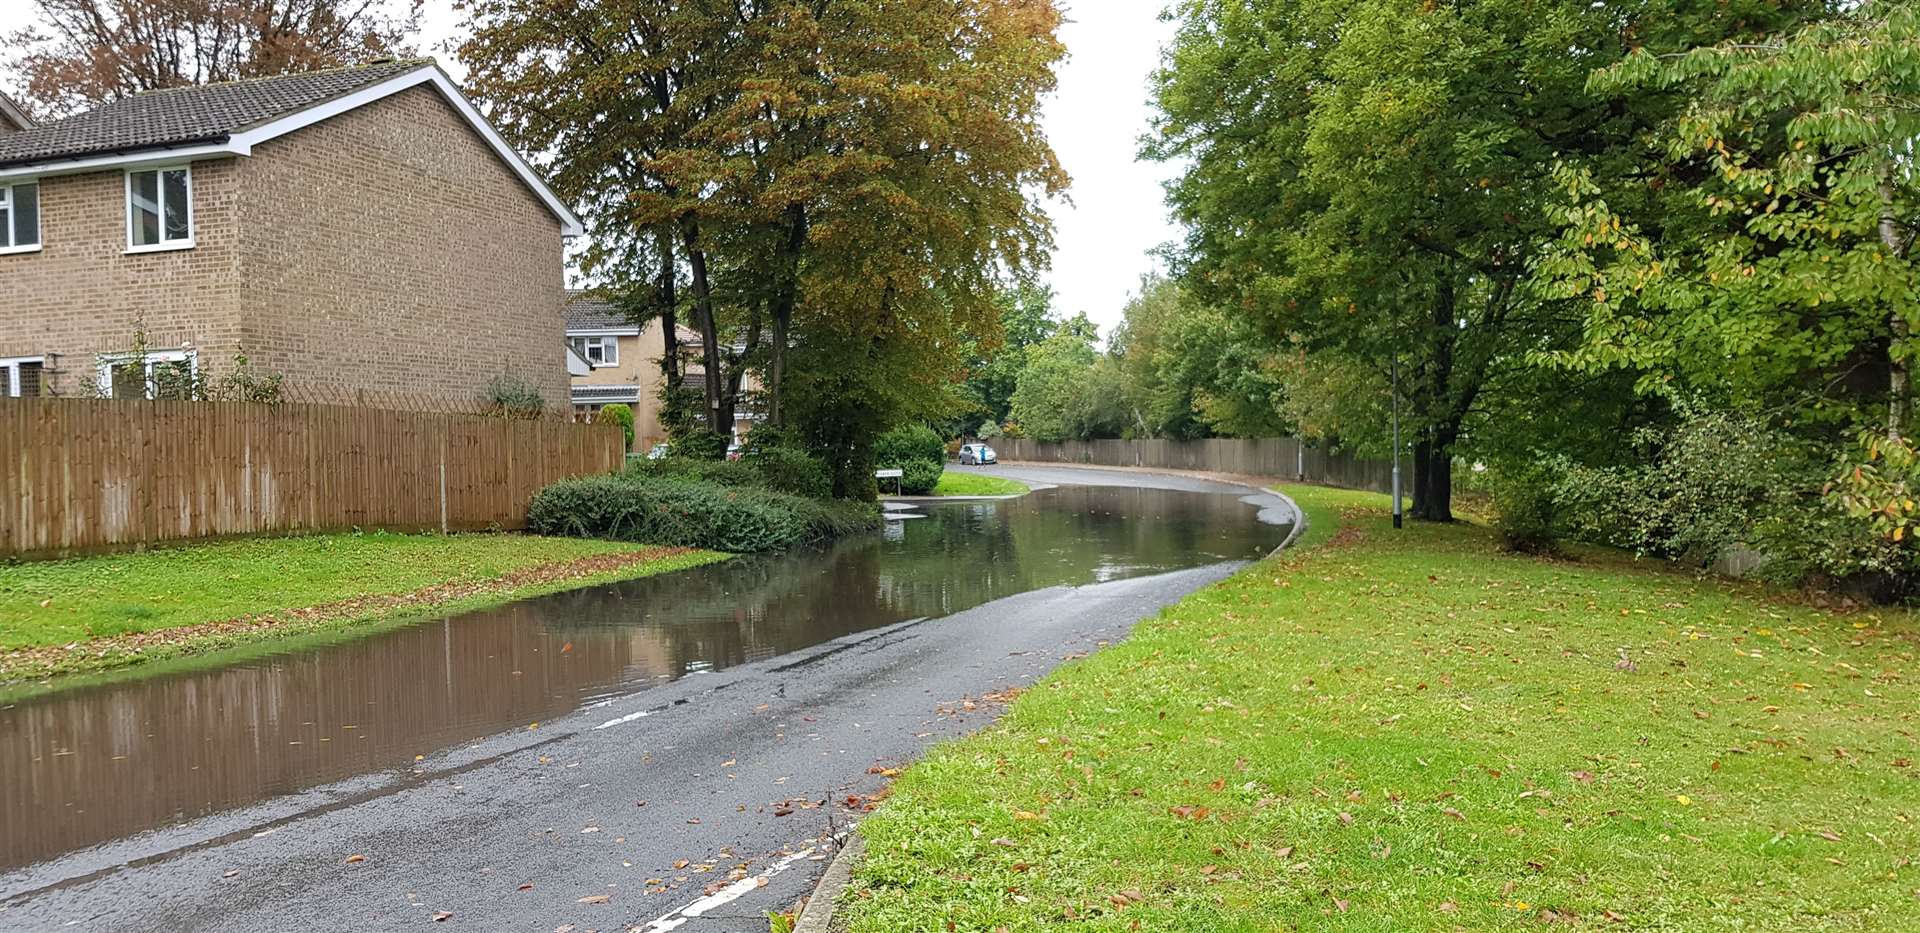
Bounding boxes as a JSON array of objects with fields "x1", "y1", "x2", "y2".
[
  {"x1": 0, "y1": 93, "x2": 30, "y2": 135},
  {"x1": 566, "y1": 291, "x2": 763, "y2": 450},
  {"x1": 0, "y1": 61, "x2": 582, "y2": 406}
]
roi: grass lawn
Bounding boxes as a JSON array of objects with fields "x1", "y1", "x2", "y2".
[
  {"x1": 933, "y1": 471, "x2": 1031, "y2": 497},
  {"x1": 1, "y1": 533, "x2": 725, "y2": 680},
  {"x1": 845, "y1": 485, "x2": 1920, "y2": 931}
]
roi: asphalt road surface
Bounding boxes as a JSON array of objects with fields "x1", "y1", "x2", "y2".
[{"x1": 0, "y1": 466, "x2": 1287, "y2": 932}]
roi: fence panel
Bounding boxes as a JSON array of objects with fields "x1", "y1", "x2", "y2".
[
  {"x1": 0, "y1": 399, "x2": 624, "y2": 558},
  {"x1": 992, "y1": 436, "x2": 1392, "y2": 494}
]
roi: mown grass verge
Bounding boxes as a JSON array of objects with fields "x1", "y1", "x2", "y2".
[
  {"x1": 932, "y1": 472, "x2": 1031, "y2": 498},
  {"x1": 1, "y1": 533, "x2": 725, "y2": 682},
  {"x1": 844, "y1": 484, "x2": 1920, "y2": 931}
]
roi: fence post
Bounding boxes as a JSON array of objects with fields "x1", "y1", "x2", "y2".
[{"x1": 438, "y1": 417, "x2": 449, "y2": 536}]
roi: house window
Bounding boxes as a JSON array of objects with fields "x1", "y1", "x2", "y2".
[
  {"x1": 570, "y1": 336, "x2": 618, "y2": 367},
  {"x1": 0, "y1": 181, "x2": 39, "y2": 253},
  {"x1": 1, "y1": 356, "x2": 44, "y2": 397},
  {"x1": 98, "y1": 349, "x2": 196, "y2": 399},
  {"x1": 126, "y1": 167, "x2": 192, "y2": 251}
]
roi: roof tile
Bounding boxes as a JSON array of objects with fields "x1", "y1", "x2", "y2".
[{"x1": 0, "y1": 60, "x2": 430, "y2": 168}]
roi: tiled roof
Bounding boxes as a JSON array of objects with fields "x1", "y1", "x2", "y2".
[
  {"x1": 565, "y1": 292, "x2": 631, "y2": 331},
  {"x1": 571, "y1": 384, "x2": 642, "y2": 403},
  {"x1": 0, "y1": 60, "x2": 429, "y2": 168}
]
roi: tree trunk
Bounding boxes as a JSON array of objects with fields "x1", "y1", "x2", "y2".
[
  {"x1": 655, "y1": 228, "x2": 680, "y2": 385},
  {"x1": 1409, "y1": 271, "x2": 1458, "y2": 522},
  {"x1": 680, "y1": 217, "x2": 726, "y2": 438},
  {"x1": 1410, "y1": 434, "x2": 1454, "y2": 522},
  {"x1": 769, "y1": 202, "x2": 807, "y2": 426},
  {"x1": 1880, "y1": 161, "x2": 1909, "y2": 441}
]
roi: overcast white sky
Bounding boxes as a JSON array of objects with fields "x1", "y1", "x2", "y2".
[{"x1": 3, "y1": 1, "x2": 1182, "y2": 337}]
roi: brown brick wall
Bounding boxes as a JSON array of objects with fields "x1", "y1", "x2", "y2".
[
  {"x1": 235, "y1": 86, "x2": 567, "y2": 408},
  {"x1": 0, "y1": 160, "x2": 247, "y2": 394},
  {"x1": 0, "y1": 84, "x2": 567, "y2": 406}
]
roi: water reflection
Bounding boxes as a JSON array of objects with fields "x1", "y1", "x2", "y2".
[{"x1": 0, "y1": 485, "x2": 1284, "y2": 870}]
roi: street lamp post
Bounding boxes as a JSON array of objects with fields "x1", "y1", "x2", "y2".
[{"x1": 1391, "y1": 354, "x2": 1403, "y2": 530}]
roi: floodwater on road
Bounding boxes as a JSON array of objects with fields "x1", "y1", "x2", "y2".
[{"x1": 0, "y1": 483, "x2": 1287, "y2": 871}]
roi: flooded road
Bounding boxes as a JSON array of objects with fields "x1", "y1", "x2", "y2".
[{"x1": 0, "y1": 482, "x2": 1286, "y2": 872}]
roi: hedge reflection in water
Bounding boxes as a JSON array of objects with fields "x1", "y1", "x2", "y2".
[{"x1": 0, "y1": 484, "x2": 1286, "y2": 870}]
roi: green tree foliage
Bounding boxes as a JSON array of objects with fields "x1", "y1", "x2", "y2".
[
  {"x1": 1538, "y1": 2, "x2": 1920, "y2": 442},
  {"x1": 1148, "y1": 0, "x2": 1820, "y2": 520},
  {"x1": 1008, "y1": 328, "x2": 1100, "y2": 442},
  {"x1": 461, "y1": 0, "x2": 1068, "y2": 492},
  {"x1": 955, "y1": 284, "x2": 1061, "y2": 434}
]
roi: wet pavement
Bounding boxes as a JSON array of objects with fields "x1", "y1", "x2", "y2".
[{"x1": 0, "y1": 466, "x2": 1290, "y2": 931}]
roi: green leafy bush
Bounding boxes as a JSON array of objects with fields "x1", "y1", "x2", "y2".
[
  {"x1": 1544, "y1": 405, "x2": 1906, "y2": 593},
  {"x1": 875, "y1": 424, "x2": 945, "y2": 466},
  {"x1": 597, "y1": 404, "x2": 635, "y2": 449},
  {"x1": 528, "y1": 475, "x2": 880, "y2": 552},
  {"x1": 1487, "y1": 459, "x2": 1560, "y2": 555},
  {"x1": 875, "y1": 424, "x2": 945, "y2": 494},
  {"x1": 744, "y1": 445, "x2": 833, "y2": 500}
]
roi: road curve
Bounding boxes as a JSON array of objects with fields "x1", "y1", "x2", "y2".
[{"x1": 0, "y1": 466, "x2": 1284, "y2": 932}]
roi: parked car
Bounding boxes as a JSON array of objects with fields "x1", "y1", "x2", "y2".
[
  {"x1": 958, "y1": 442, "x2": 997, "y2": 465},
  {"x1": 646, "y1": 442, "x2": 671, "y2": 460},
  {"x1": 725, "y1": 442, "x2": 744, "y2": 462}
]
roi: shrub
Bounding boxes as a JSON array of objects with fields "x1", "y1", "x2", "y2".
[
  {"x1": 900, "y1": 460, "x2": 943, "y2": 495},
  {"x1": 1487, "y1": 459, "x2": 1560, "y2": 554},
  {"x1": 484, "y1": 374, "x2": 546, "y2": 418},
  {"x1": 875, "y1": 423, "x2": 945, "y2": 494},
  {"x1": 745, "y1": 445, "x2": 833, "y2": 500},
  {"x1": 874, "y1": 424, "x2": 945, "y2": 466},
  {"x1": 597, "y1": 404, "x2": 635, "y2": 449},
  {"x1": 528, "y1": 475, "x2": 880, "y2": 552}
]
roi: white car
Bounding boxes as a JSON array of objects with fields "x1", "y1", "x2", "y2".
[{"x1": 958, "y1": 442, "x2": 998, "y2": 465}]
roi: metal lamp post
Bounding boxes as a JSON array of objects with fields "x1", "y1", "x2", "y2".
[{"x1": 1391, "y1": 354, "x2": 1403, "y2": 529}]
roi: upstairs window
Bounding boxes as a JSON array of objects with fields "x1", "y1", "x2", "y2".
[
  {"x1": 126, "y1": 167, "x2": 192, "y2": 251},
  {"x1": 570, "y1": 336, "x2": 618, "y2": 367},
  {"x1": 2, "y1": 356, "x2": 43, "y2": 397},
  {"x1": 0, "y1": 181, "x2": 38, "y2": 253}
]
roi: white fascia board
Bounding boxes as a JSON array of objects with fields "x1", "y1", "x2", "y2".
[
  {"x1": 0, "y1": 64, "x2": 584, "y2": 237},
  {"x1": 566, "y1": 327, "x2": 642, "y2": 338},
  {"x1": 0, "y1": 142, "x2": 247, "y2": 182}
]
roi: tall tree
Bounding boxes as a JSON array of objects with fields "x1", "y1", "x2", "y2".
[
  {"x1": 6, "y1": 0, "x2": 421, "y2": 116},
  {"x1": 462, "y1": 0, "x2": 1067, "y2": 489},
  {"x1": 1148, "y1": 0, "x2": 1823, "y2": 520}
]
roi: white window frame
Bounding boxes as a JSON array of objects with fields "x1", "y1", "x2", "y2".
[
  {"x1": 570, "y1": 335, "x2": 619, "y2": 368},
  {"x1": 96, "y1": 348, "x2": 197, "y2": 399},
  {"x1": 124, "y1": 165, "x2": 194, "y2": 253},
  {"x1": 0, "y1": 180, "x2": 40, "y2": 255},
  {"x1": 1, "y1": 356, "x2": 44, "y2": 397}
]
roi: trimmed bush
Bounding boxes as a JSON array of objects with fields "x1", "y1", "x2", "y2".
[
  {"x1": 875, "y1": 424, "x2": 945, "y2": 495},
  {"x1": 528, "y1": 475, "x2": 880, "y2": 553}
]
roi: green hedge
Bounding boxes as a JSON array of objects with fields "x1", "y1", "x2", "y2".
[
  {"x1": 528, "y1": 475, "x2": 880, "y2": 552},
  {"x1": 875, "y1": 424, "x2": 945, "y2": 495},
  {"x1": 627, "y1": 449, "x2": 833, "y2": 500}
]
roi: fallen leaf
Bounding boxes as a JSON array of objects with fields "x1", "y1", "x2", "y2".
[
  {"x1": 518, "y1": 883, "x2": 534, "y2": 891},
  {"x1": 578, "y1": 894, "x2": 610, "y2": 905},
  {"x1": 1440, "y1": 807, "x2": 1466, "y2": 821},
  {"x1": 432, "y1": 911, "x2": 453, "y2": 922},
  {"x1": 343, "y1": 854, "x2": 366, "y2": 864}
]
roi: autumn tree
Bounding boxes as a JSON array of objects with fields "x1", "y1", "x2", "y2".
[
  {"x1": 5, "y1": 0, "x2": 421, "y2": 117},
  {"x1": 462, "y1": 0, "x2": 1067, "y2": 492}
]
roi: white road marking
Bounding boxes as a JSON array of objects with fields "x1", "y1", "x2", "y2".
[
  {"x1": 594, "y1": 708, "x2": 652, "y2": 730},
  {"x1": 637, "y1": 828, "x2": 854, "y2": 932}
]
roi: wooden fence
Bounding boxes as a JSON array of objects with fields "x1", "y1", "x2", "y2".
[
  {"x1": 991, "y1": 437, "x2": 1395, "y2": 494},
  {"x1": 0, "y1": 399, "x2": 625, "y2": 558}
]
